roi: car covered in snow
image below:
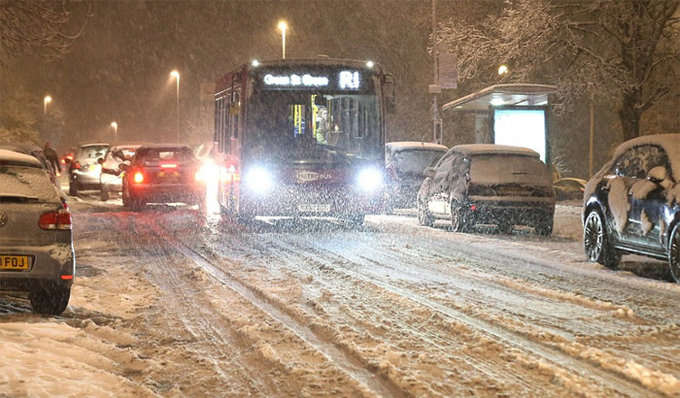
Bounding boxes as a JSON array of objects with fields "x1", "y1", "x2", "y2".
[
  {"x1": 98, "y1": 144, "x2": 140, "y2": 201},
  {"x1": 0, "y1": 149, "x2": 74, "y2": 315},
  {"x1": 384, "y1": 141, "x2": 447, "y2": 211},
  {"x1": 121, "y1": 144, "x2": 205, "y2": 210},
  {"x1": 417, "y1": 144, "x2": 555, "y2": 234},
  {"x1": 68, "y1": 143, "x2": 110, "y2": 195},
  {"x1": 583, "y1": 134, "x2": 680, "y2": 282}
]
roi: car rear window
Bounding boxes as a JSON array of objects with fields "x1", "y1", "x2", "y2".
[
  {"x1": 470, "y1": 154, "x2": 550, "y2": 186},
  {"x1": 137, "y1": 147, "x2": 195, "y2": 164},
  {"x1": 0, "y1": 165, "x2": 60, "y2": 202},
  {"x1": 77, "y1": 145, "x2": 109, "y2": 162},
  {"x1": 394, "y1": 149, "x2": 446, "y2": 175}
]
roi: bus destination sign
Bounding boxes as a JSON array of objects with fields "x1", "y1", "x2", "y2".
[{"x1": 260, "y1": 70, "x2": 363, "y2": 91}]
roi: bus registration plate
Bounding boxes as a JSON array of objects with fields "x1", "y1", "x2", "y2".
[
  {"x1": 298, "y1": 204, "x2": 331, "y2": 213},
  {"x1": 0, "y1": 255, "x2": 31, "y2": 270}
]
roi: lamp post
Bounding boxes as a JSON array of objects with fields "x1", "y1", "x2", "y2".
[
  {"x1": 111, "y1": 121, "x2": 118, "y2": 143},
  {"x1": 43, "y1": 95, "x2": 53, "y2": 114},
  {"x1": 277, "y1": 20, "x2": 288, "y2": 59},
  {"x1": 170, "y1": 70, "x2": 180, "y2": 143}
]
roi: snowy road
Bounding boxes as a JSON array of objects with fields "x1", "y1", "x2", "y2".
[{"x1": 1, "y1": 197, "x2": 680, "y2": 397}]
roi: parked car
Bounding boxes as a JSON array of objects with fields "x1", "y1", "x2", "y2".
[
  {"x1": 582, "y1": 134, "x2": 680, "y2": 282},
  {"x1": 121, "y1": 144, "x2": 205, "y2": 210},
  {"x1": 384, "y1": 141, "x2": 447, "y2": 211},
  {"x1": 0, "y1": 149, "x2": 74, "y2": 315},
  {"x1": 98, "y1": 144, "x2": 140, "y2": 201},
  {"x1": 68, "y1": 143, "x2": 110, "y2": 195},
  {"x1": 553, "y1": 177, "x2": 587, "y2": 201},
  {"x1": 417, "y1": 144, "x2": 555, "y2": 235}
]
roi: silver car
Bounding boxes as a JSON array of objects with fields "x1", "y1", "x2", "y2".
[
  {"x1": 99, "y1": 144, "x2": 140, "y2": 201},
  {"x1": 0, "y1": 149, "x2": 75, "y2": 315},
  {"x1": 68, "y1": 143, "x2": 109, "y2": 195}
]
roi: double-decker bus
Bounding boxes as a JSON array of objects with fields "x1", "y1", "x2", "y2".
[{"x1": 213, "y1": 58, "x2": 394, "y2": 224}]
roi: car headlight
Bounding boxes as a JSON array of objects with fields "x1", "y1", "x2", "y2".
[
  {"x1": 245, "y1": 166, "x2": 274, "y2": 194},
  {"x1": 356, "y1": 167, "x2": 383, "y2": 192}
]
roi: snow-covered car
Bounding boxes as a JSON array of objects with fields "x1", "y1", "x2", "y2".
[
  {"x1": 553, "y1": 177, "x2": 587, "y2": 201},
  {"x1": 121, "y1": 144, "x2": 205, "y2": 210},
  {"x1": 98, "y1": 144, "x2": 140, "y2": 201},
  {"x1": 0, "y1": 149, "x2": 74, "y2": 315},
  {"x1": 384, "y1": 141, "x2": 447, "y2": 211},
  {"x1": 417, "y1": 144, "x2": 555, "y2": 234},
  {"x1": 583, "y1": 134, "x2": 680, "y2": 282},
  {"x1": 68, "y1": 143, "x2": 110, "y2": 195}
]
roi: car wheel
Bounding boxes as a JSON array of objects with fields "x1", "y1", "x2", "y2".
[
  {"x1": 584, "y1": 209, "x2": 621, "y2": 269},
  {"x1": 417, "y1": 202, "x2": 433, "y2": 227},
  {"x1": 668, "y1": 224, "x2": 680, "y2": 283},
  {"x1": 30, "y1": 283, "x2": 70, "y2": 315},
  {"x1": 450, "y1": 201, "x2": 469, "y2": 232},
  {"x1": 535, "y1": 217, "x2": 553, "y2": 236}
]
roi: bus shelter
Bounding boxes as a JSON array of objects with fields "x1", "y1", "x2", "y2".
[{"x1": 441, "y1": 83, "x2": 557, "y2": 164}]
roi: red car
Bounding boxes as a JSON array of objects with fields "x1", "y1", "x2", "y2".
[{"x1": 121, "y1": 144, "x2": 205, "y2": 210}]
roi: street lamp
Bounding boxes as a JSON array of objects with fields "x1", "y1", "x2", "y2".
[
  {"x1": 110, "y1": 121, "x2": 118, "y2": 143},
  {"x1": 43, "y1": 95, "x2": 53, "y2": 114},
  {"x1": 170, "y1": 70, "x2": 180, "y2": 144},
  {"x1": 277, "y1": 20, "x2": 288, "y2": 59},
  {"x1": 498, "y1": 64, "x2": 509, "y2": 76}
]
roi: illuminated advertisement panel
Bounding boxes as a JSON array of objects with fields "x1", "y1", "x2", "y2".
[{"x1": 492, "y1": 106, "x2": 548, "y2": 163}]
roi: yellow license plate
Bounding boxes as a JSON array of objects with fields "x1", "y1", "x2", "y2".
[{"x1": 0, "y1": 255, "x2": 31, "y2": 270}]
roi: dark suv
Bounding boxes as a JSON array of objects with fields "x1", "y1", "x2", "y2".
[
  {"x1": 583, "y1": 134, "x2": 680, "y2": 282},
  {"x1": 417, "y1": 144, "x2": 555, "y2": 234}
]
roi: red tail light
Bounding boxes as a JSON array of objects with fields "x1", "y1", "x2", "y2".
[
  {"x1": 72, "y1": 161, "x2": 81, "y2": 170},
  {"x1": 39, "y1": 209, "x2": 72, "y2": 230},
  {"x1": 469, "y1": 204, "x2": 477, "y2": 211},
  {"x1": 133, "y1": 171, "x2": 144, "y2": 184}
]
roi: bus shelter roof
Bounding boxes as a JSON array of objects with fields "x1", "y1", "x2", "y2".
[{"x1": 441, "y1": 83, "x2": 557, "y2": 112}]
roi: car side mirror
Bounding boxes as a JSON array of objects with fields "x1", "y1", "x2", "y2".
[
  {"x1": 423, "y1": 167, "x2": 435, "y2": 178},
  {"x1": 647, "y1": 166, "x2": 667, "y2": 184}
]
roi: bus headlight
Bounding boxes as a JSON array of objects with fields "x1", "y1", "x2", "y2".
[
  {"x1": 356, "y1": 167, "x2": 383, "y2": 192},
  {"x1": 245, "y1": 166, "x2": 274, "y2": 194}
]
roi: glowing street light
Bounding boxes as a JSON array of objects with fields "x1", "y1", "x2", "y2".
[
  {"x1": 498, "y1": 64, "x2": 509, "y2": 76},
  {"x1": 170, "y1": 70, "x2": 180, "y2": 144},
  {"x1": 110, "y1": 121, "x2": 118, "y2": 143},
  {"x1": 277, "y1": 20, "x2": 288, "y2": 59},
  {"x1": 43, "y1": 95, "x2": 53, "y2": 114}
]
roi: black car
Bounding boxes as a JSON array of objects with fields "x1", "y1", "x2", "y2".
[
  {"x1": 384, "y1": 141, "x2": 447, "y2": 212},
  {"x1": 418, "y1": 144, "x2": 555, "y2": 234},
  {"x1": 583, "y1": 134, "x2": 680, "y2": 282},
  {"x1": 121, "y1": 144, "x2": 205, "y2": 210}
]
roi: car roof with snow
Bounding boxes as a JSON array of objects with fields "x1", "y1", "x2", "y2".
[
  {"x1": 451, "y1": 144, "x2": 540, "y2": 158},
  {"x1": 0, "y1": 149, "x2": 43, "y2": 168},
  {"x1": 386, "y1": 141, "x2": 448, "y2": 152},
  {"x1": 79, "y1": 142, "x2": 110, "y2": 148}
]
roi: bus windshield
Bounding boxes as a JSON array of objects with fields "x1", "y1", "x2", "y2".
[{"x1": 246, "y1": 91, "x2": 381, "y2": 163}]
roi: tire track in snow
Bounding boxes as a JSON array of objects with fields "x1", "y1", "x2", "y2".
[
  {"x1": 252, "y1": 232, "x2": 662, "y2": 397},
  {"x1": 148, "y1": 216, "x2": 407, "y2": 398}
]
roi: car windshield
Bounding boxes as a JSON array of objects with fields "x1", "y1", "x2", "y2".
[
  {"x1": 0, "y1": 165, "x2": 59, "y2": 202},
  {"x1": 394, "y1": 149, "x2": 446, "y2": 175},
  {"x1": 470, "y1": 154, "x2": 550, "y2": 186},
  {"x1": 246, "y1": 91, "x2": 381, "y2": 163}
]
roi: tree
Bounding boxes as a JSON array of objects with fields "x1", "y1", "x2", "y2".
[
  {"x1": 439, "y1": 0, "x2": 680, "y2": 141},
  {"x1": 0, "y1": 0, "x2": 88, "y2": 66}
]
